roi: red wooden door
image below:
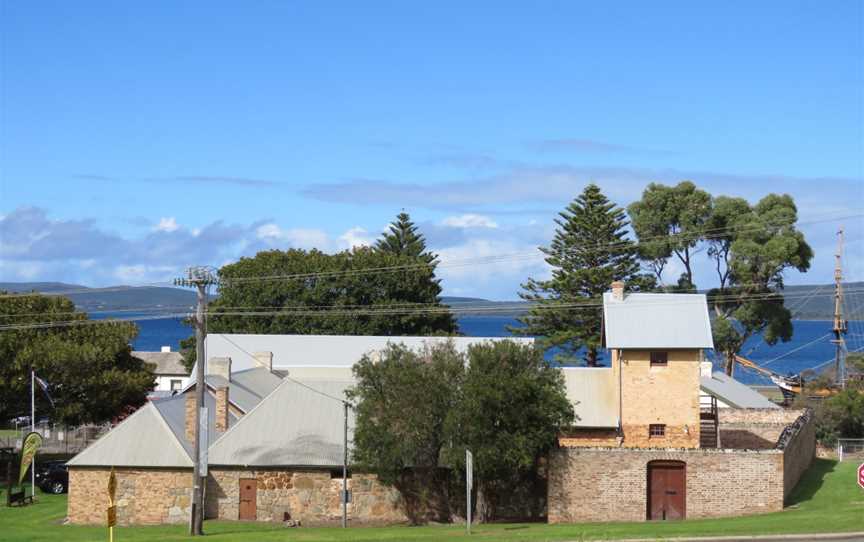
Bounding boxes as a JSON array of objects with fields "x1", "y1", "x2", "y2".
[
  {"x1": 648, "y1": 462, "x2": 685, "y2": 520},
  {"x1": 239, "y1": 478, "x2": 257, "y2": 520}
]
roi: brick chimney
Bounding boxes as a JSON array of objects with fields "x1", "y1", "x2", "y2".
[
  {"x1": 185, "y1": 392, "x2": 196, "y2": 447},
  {"x1": 253, "y1": 351, "x2": 273, "y2": 372},
  {"x1": 611, "y1": 280, "x2": 625, "y2": 301},
  {"x1": 207, "y1": 356, "x2": 232, "y2": 381},
  {"x1": 215, "y1": 385, "x2": 229, "y2": 433}
]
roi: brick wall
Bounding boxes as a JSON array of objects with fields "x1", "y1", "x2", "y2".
[
  {"x1": 68, "y1": 468, "x2": 192, "y2": 525},
  {"x1": 206, "y1": 468, "x2": 406, "y2": 525},
  {"x1": 719, "y1": 408, "x2": 807, "y2": 449},
  {"x1": 778, "y1": 410, "x2": 815, "y2": 498},
  {"x1": 616, "y1": 349, "x2": 701, "y2": 448},
  {"x1": 548, "y1": 447, "x2": 784, "y2": 523}
]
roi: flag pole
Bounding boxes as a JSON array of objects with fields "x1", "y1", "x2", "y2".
[{"x1": 31, "y1": 369, "x2": 36, "y2": 499}]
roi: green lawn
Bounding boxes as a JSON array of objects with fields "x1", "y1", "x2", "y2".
[{"x1": 1, "y1": 459, "x2": 861, "y2": 542}]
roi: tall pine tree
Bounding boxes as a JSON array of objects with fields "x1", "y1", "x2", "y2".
[
  {"x1": 375, "y1": 212, "x2": 435, "y2": 263},
  {"x1": 514, "y1": 184, "x2": 654, "y2": 366}
]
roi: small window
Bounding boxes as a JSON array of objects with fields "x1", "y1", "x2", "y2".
[
  {"x1": 650, "y1": 351, "x2": 668, "y2": 366},
  {"x1": 170, "y1": 379, "x2": 183, "y2": 391},
  {"x1": 649, "y1": 424, "x2": 666, "y2": 438},
  {"x1": 330, "y1": 469, "x2": 351, "y2": 479}
]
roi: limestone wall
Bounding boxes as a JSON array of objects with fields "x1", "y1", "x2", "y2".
[
  {"x1": 719, "y1": 408, "x2": 808, "y2": 449},
  {"x1": 548, "y1": 447, "x2": 784, "y2": 523},
  {"x1": 206, "y1": 468, "x2": 406, "y2": 525},
  {"x1": 778, "y1": 410, "x2": 815, "y2": 499},
  {"x1": 68, "y1": 468, "x2": 192, "y2": 525}
]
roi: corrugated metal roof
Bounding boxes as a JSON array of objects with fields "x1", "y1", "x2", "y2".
[
  {"x1": 203, "y1": 334, "x2": 534, "y2": 373},
  {"x1": 152, "y1": 393, "x2": 240, "y2": 455},
  {"x1": 701, "y1": 372, "x2": 779, "y2": 409},
  {"x1": 208, "y1": 379, "x2": 354, "y2": 467},
  {"x1": 68, "y1": 402, "x2": 192, "y2": 468},
  {"x1": 603, "y1": 292, "x2": 714, "y2": 349},
  {"x1": 561, "y1": 368, "x2": 619, "y2": 428},
  {"x1": 133, "y1": 351, "x2": 188, "y2": 376}
]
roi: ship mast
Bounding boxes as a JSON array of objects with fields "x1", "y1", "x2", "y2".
[{"x1": 832, "y1": 228, "x2": 848, "y2": 388}]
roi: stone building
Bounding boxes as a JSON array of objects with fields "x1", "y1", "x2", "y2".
[
  {"x1": 547, "y1": 281, "x2": 815, "y2": 523},
  {"x1": 67, "y1": 334, "x2": 530, "y2": 526}
]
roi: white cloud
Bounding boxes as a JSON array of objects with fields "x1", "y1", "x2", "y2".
[
  {"x1": 442, "y1": 214, "x2": 499, "y2": 229},
  {"x1": 255, "y1": 223, "x2": 329, "y2": 249},
  {"x1": 155, "y1": 217, "x2": 180, "y2": 232},
  {"x1": 339, "y1": 227, "x2": 374, "y2": 249}
]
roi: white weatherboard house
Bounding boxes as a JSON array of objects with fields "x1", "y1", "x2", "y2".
[
  {"x1": 133, "y1": 346, "x2": 190, "y2": 396},
  {"x1": 68, "y1": 334, "x2": 532, "y2": 526}
]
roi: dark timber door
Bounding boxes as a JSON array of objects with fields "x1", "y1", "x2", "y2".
[
  {"x1": 648, "y1": 461, "x2": 686, "y2": 520},
  {"x1": 239, "y1": 478, "x2": 257, "y2": 520}
]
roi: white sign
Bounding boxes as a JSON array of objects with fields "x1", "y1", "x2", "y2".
[{"x1": 199, "y1": 407, "x2": 209, "y2": 476}]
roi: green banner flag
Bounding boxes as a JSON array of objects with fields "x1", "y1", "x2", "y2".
[{"x1": 19, "y1": 432, "x2": 43, "y2": 486}]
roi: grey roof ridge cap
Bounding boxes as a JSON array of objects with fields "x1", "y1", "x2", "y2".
[
  {"x1": 150, "y1": 400, "x2": 194, "y2": 466},
  {"x1": 208, "y1": 377, "x2": 295, "y2": 451}
]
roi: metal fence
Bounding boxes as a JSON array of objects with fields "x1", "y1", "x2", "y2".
[
  {"x1": 0, "y1": 422, "x2": 109, "y2": 455},
  {"x1": 837, "y1": 438, "x2": 864, "y2": 462}
]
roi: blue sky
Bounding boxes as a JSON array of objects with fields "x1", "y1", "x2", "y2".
[{"x1": 1, "y1": 1, "x2": 862, "y2": 299}]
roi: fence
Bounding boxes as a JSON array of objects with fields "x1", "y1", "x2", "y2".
[
  {"x1": 0, "y1": 422, "x2": 109, "y2": 455},
  {"x1": 836, "y1": 438, "x2": 864, "y2": 462}
]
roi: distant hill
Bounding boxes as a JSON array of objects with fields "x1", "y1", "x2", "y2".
[
  {"x1": 1, "y1": 282, "x2": 860, "y2": 320},
  {"x1": 0, "y1": 282, "x2": 198, "y2": 311}
]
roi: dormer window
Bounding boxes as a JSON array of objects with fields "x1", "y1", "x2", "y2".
[{"x1": 650, "y1": 351, "x2": 668, "y2": 367}]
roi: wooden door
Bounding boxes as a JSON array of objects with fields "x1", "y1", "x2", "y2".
[
  {"x1": 648, "y1": 461, "x2": 685, "y2": 520},
  {"x1": 239, "y1": 478, "x2": 257, "y2": 520}
]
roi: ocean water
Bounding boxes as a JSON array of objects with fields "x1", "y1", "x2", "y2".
[{"x1": 112, "y1": 314, "x2": 853, "y2": 386}]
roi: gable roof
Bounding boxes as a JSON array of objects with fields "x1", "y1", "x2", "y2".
[
  {"x1": 133, "y1": 350, "x2": 188, "y2": 376},
  {"x1": 208, "y1": 379, "x2": 353, "y2": 467},
  {"x1": 203, "y1": 334, "x2": 534, "y2": 373},
  {"x1": 701, "y1": 372, "x2": 780, "y2": 409},
  {"x1": 201, "y1": 366, "x2": 283, "y2": 413},
  {"x1": 603, "y1": 292, "x2": 714, "y2": 349},
  {"x1": 561, "y1": 368, "x2": 618, "y2": 428},
  {"x1": 67, "y1": 402, "x2": 192, "y2": 468}
]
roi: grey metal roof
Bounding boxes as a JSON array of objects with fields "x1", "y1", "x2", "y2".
[
  {"x1": 208, "y1": 379, "x2": 354, "y2": 467},
  {"x1": 68, "y1": 402, "x2": 192, "y2": 468},
  {"x1": 152, "y1": 393, "x2": 240, "y2": 456},
  {"x1": 561, "y1": 368, "x2": 619, "y2": 428},
  {"x1": 198, "y1": 366, "x2": 284, "y2": 413},
  {"x1": 133, "y1": 351, "x2": 188, "y2": 376},
  {"x1": 603, "y1": 292, "x2": 714, "y2": 349},
  {"x1": 701, "y1": 372, "x2": 780, "y2": 409},
  {"x1": 203, "y1": 334, "x2": 534, "y2": 373}
]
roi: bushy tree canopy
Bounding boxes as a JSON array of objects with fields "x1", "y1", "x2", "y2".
[
  {"x1": 515, "y1": 183, "x2": 654, "y2": 365},
  {"x1": 0, "y1": 293, "x2": 154, "y2": 426},
  {"x1": 628, "y1": 181, "x2": 712, "y2": 289}
]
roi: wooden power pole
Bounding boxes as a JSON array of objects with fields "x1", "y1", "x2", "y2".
[
  {"x1": 175, "y1": 266, "x2": 217, "y2": 536},
  {"x1": 832, "y1": 229, "x2": 848, "y2": 389}
]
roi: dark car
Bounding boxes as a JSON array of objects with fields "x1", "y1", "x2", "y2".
[{"x1": 35, "y1": 461, "x2": 68, "y2": 494}]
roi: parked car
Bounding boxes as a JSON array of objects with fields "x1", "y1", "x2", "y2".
[{"x1": 35, "y1": 461, "x2": 68, "y2": 494}]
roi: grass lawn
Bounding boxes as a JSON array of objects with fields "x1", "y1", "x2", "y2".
[{"x1": 0, "y1": 459, "x2": 861, "y2": 542}]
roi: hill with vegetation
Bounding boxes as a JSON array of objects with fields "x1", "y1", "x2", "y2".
[{"x1": 1, "y1": 282, "x2": 860, "y2": 320}]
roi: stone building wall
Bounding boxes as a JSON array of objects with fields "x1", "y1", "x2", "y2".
[
  {"x1": 68, "y1": 468, "x2": 192, "y2": 525},
  {"x1": 547, "y1": 447, "x2": 785, "y2": 523},
  {"x1": 206, "y1": 468, "x2": 406, "y2": 525}
]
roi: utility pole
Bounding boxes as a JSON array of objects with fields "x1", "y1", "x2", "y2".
[
  {"x1": 342, "y1": 400, "x2": 348, "y2": 529},
  {"x1": 832, "y1": 228, "x2": 848, "y2": 389},
  {"x1": 174, "y1": 266, "x2": 217, "y2": 536}
]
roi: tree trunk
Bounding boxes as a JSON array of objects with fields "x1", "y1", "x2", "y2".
[
  {"x1": 475, "y1": 482, "x2": 492, "y2": 523},
  {"x1": 586, "y1": 348, "x2": 598, "y2": 367},
  {"x1": 725, "y1": 351, "x2": 736, "y2": 376}
]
